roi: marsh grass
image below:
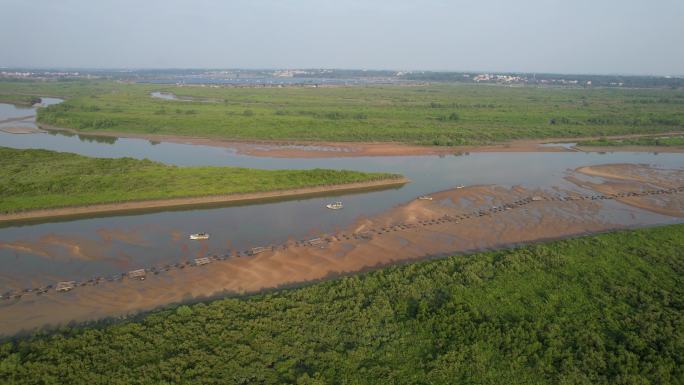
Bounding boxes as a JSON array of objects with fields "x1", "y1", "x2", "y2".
[
  {"x1": 2, "y1": 80, "x2": 682, "y2": 145},
  {"x1": 0, "y1": 147, "x2": 399, "y2": 213}
]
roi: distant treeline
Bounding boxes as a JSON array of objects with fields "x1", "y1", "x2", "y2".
[
  {"x1": 403, "y1": 71, "x2": 684, "y2": 88},
  {"x1": 292, "y1": 69, "x2": 399, "y2": 79},
  {"x1": 5, "y1": 68, "x2": 682, "y2": 89}
]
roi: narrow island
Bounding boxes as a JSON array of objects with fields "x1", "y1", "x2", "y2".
[
  {"x1": 0, "y1": 93, "x2": 42, "y2": 107},
  {"x1": 0, "y1": 147, "x2": 406, "y2": 221},
  {"x1": 574, "y1": 136, "x2": 684, "y2": 152}
]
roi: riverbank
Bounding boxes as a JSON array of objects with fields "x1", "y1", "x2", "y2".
[
  {"x1": 0, "y1": 177, "x2": 409, "y2": 223},
  {"x1": 568, "y1": 163, "x2": 684, "y2": 217},
  {"x1": 0, "y1": 147, "x2": 405, "y2": 219},
  {"x1": 574, "y1": 144, "x2": 684, "y2": 153},
  {"x1": 38, "y1": 124, "x2": 684, "y2": 157},
  {"x1": 0, "y1": 94, "x2": 41, "y2": 107},
  {"x1": 37, "y1": 123, "x2": 570, "y2": 156}
]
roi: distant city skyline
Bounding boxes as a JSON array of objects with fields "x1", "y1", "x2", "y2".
[
  {"x1": 1, "y1": 0, "x2": 683, "y2": 76},
  {"x1": 0, "y1": 68, "x2": 680, "y2": 78}
]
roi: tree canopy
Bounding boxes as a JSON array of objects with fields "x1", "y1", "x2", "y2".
[{"x1": 1, "y1": 224, "x2": 682, "y2": 384}]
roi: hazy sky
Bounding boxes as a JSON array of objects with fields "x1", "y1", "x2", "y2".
[{"x1": 1, "y1": 0, "x2": 683, "y2": 75}]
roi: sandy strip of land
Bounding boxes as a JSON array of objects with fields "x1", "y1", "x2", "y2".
[
  {"x1": 37, "y1": 124, "x2": 566, "y2": 156},
  {"x1": 573, "y1": 145, "x2": 684, "y2": 153},
  {"x1": 568, "y1": 164, "x2": 684, "y2": 217},
  {"x1": 38, "y1": 124, "x2": 684, "y2": 158},
  {"x1": 0, "y1": 115, "x2": 34, "y2": 125},
  {"x1": 0, "y1": 126, "x2": 43, "y2": 134},
  {"x1": 0, "y1": 177, "x2": 409, "y2": 223},
  {"x1": 575, "y1": 163, "x2": 675, "y2": 184}
]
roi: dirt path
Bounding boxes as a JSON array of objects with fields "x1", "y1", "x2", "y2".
[{"x1": 0, "y1": 177, "x2": 409, "y2": 223}]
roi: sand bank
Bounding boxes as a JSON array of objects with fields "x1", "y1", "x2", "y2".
[
  {"x1": 39, "y1": 124, "x2": 684, "y2": 158},
  {"x1": 574, "y1": 145, "x2": 684, "y2": 153},
  {"x1": 0, "y1": 115, "x2": 34, "y2": 125},
  {"x1": 0, "y1": 126, "x2": 43, "y2": 134},
  {"x1": 569, "y1": 164, "x2": 684, "y2": 217}
]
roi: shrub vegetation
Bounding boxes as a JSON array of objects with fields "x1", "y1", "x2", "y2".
[
  {"x1": 1, "y1": 225, "x2": 682, "y2": 384},
  {"x1": 0, "y1": 147, "x2": 399, "y2": 213},
  {"x1": 1, "y1": 79, "x2": 682, "y2": 145}
]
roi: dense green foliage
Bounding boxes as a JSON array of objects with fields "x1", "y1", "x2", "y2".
[
  {"x1": 0, "y1": 147, "x2": 398, "y2": 213},
  {"x1": 2, "y1": 79, "x2": 683, "y2": 145},
  {"x1": 1, "y1": 225, "x2": 682, "y2": 384},
  {"x1": 0, "y1": 80, "x2": 129, "y2": 100},
  {"x1": 577, "y1": 136, "x2": 684, "y2": 147},
  {"x1": 0, "y1": 94, "x2": 41, "y2": 107}
]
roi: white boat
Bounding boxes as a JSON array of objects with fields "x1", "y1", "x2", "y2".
[
  {"x1": 55, "y1": 281, "x2": 75, "y2": 292},
  {"x1": 189, "y1": 233, "x2": 210, "y2": 240},
  {"x1": 456, "y1": 185, "x2": 465, "y2": 189},
  {"x1": 417, "y1": 195, "x2": 433, "y2": 200},
  {"x1": 326, "y1": 201, "x2": 344, "y2": 210}
]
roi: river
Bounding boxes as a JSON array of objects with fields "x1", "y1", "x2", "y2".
[{"x1": 0, "y1": 100, "x2": 682, "y2": 293}]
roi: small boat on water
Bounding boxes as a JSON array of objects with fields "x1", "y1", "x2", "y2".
[
  {"x1": 189, "y1": 233, "x2": 210, "y2": 240},
  {"x1": 326, "y1": 201, "x2": 344, "y2": 210},
  {"x1": 456, "y1": 185, "x2": 465, "y2": 189},
  {"x1": 417, "y1": 195, "x2": 433, "y2": 200}
]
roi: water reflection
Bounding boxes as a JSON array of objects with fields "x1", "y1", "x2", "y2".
[
  {"x1": 150, "y1": 91, "x2": 179, "y2": 101},
  {"x1": 46, "y1": 129, "x2": 118, "y2": 144}
]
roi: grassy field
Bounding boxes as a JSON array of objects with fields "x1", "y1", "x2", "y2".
[
  {"x1": 0, "y1": 94, "x2": 41, "y2": 107},
  {"x1": 1, "y1": 224, "x2": 682, "y2": 384},
  {"x1": 577, "y1": 136, "x2": 684, "y2": 147},
  {"x1": 0, "y1": 80, "x2": 129, "y2": 101},
  {"x1": 2, "y1": 79, "x2": 683, "y2": 145},
  {"x1": 0, "y1": 147, "x2": 399, "y2": 214}
]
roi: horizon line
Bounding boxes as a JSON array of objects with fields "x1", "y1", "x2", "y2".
[{"x1": 0, "y1": 66, "x2": 682, "y2": 78}]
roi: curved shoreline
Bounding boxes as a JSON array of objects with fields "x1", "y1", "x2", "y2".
[
  {"x1": 37, "y1": 123, "x2": 684, "y2": 157},
  {"x1": 573, "y1": 144, "x2": 684, "y2": 153},
  {"x1": 0, "y1": 177, "x2": 410, "y2": 223}
]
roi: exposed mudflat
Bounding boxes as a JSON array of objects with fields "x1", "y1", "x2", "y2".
[
  {"x1": 0, "y1": 115, "x2": 39, "y2": 134},
  {"x1": 568, "y1": 164, "x2": 684, "y2": 217},
  {"x1": 36, "y1": 124, "x2": 570, "y2": 157},
  {"x1": 574, "y1": 145, "x2": 684, "y2": 153},
  {"x1": 2, "y1": 164, "x2": 682, "y2": 336},
  {"x1": 0, "y1": 126, "x2": 43, "y2": 134},
  {"x1": 35, "y1": 124, "x2": 684, "y2": 157}
]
